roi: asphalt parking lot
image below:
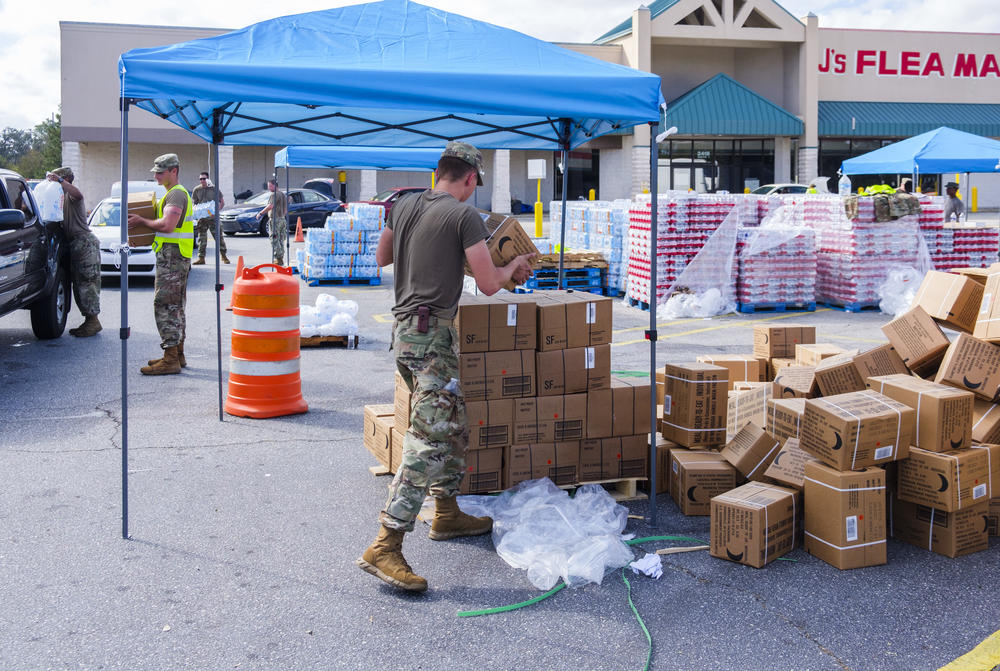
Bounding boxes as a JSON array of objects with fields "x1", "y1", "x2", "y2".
[{"x1": 1, "y1": 230, "x2": 998, "y2": 671}]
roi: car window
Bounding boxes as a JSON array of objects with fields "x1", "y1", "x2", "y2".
[
  {"x1": 750, "y1": 186, "x2": 772, "y2": 195},
  {"x1": 300, "y1": 190, "x2": 326, "y2": 203},
  {"x1": 88, "y1": 199, "x2": 121, "y2": 227},
  {"x1": 245, "y1": 191, "x2": 272, "y2": 205},
  {"x1": 289, "y1": 191, "x2": 304, "y2": 204},
  {"x1": 780, "y1": 186, "x2": 808, "y2": 194},
  {"x1": 372, "y1": 189, "x2": 396, "y2": 202},
  {"x1": 5, "y1": 178, "x2": 37, "y2": 226}
]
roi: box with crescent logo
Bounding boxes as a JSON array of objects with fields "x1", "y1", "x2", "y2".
[
  {"x1": 669, "y1": 449, "x2": 737, "y2": 516},
  {"x1": 656, "y1": 435, "x2": 679, "y2": 495},
  {"x1": 458, "y1": 447, "x2": 505, "y2": 494},
  {"x1": 720, "y1": 423, "x2": 782, "y2": 483},
  {"x1": 661, "y1": 363, "x2": 728, "y2": 447},
  {"x1": 465, "y1": 212, "x2": 540, "y2": 291},
  {"x1": 695, "y1": 354, "x2": 767, "y2": 390},
  {"x1": 813, "y1": 351, "x2": 865, "y2": 397},
  {"x1": 934, "y1": 333, "x2": 1000, "y2": 401},
  {"x1": 534, "y1": 290, "x2": 613, "y2": 352},
  {"x1": 771, "y1": 366, "x2": 817, "y2": 399},
  {"x1": 972, "y1": 400, "x2": 1000, "y2": 443},
  {"x1": 973, "y1": 269, "x2": 1000, "y2": 342},
  {"x1": 913, "y1": 270, "x2": 984, "y2": 334},
  {"x1": 513, "y1": 394, "x2": 587, "y2": 444},
  {"x1": 466, "y1": 399, "x2": 514, "y2": 450},
  {"x1": 710, "y1": 482, "x2": 799, "y2": 568},
  {"x1": 866, "y1": 374, "x2": 973, "y2": 452},
  {"x1": 579, "y1": 434, "x2": 648, "y2": 482},
  {"x1": 363, "y1": 405, "x2": 394, "y2": 469},
  {"x1": 586, "y1": 377, "x2": 652, "y2": 439},
  {"x1": 753, "y1": 323, "x2": 816, "y2": 359},
  {"x1": 881, "y1": 306, "x2": 950, "y2": 377},
  {"x1": 897, "y1": 446, "x2": 991, "y2": 512},
  {"x1": 766, "y1": 397, "x2": 806, "y2": 443},
  {"x1": 767, "y1": 357, "x2": 797, "y2": 381},
  {"x1": 763, "y1": 438, "x2": 814, "y2": 491},
  {"x1": 970, "y1": 443, "x2": 1000, "y2": 535},
  {"x1": 535, "y1": 345, "x2": 611, "y2": 397},
  {"x1": 505, "y1": 442, "x2": 579, "y2": 488},
  {"x1": 795, "y1": 343, "x2": 847, "y2": 367},
  {"x1": 852, "y1": 343, "x2": 910, "y2": 380},
  {"x1": 800, "y1": 391, "x2": 916, "y2": 471},
  {"x1": 892, "y1": 498, "x2": 989, "y2": 557},
  {"x1": 459, "y1": 350, "x2": 536, "y2": 401},
  {"x1": 803, "y1": 461, "x2": 887, "y2": 570},
  {"x1": 727, "y1": 382, "x2": 772, "y2": 441},
  {"x1": 393, "y1": 371, "x2": 412, "y2": 435},
  {"x1": 455, "y1": 294, "x2": 537, "y2": 353}
]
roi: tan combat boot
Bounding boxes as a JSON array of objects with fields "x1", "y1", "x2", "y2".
[
  {"x1": 356, "y1": 526, "x2": 428, "y2": 592},
  {"x1": 428, "y1": 496, "x2": 493, "y2": 541},
  {"x1": 140, "y1": 346, "x2": 181, "y2": 375},
  {"x1": 147, "y1": 341, "x2": 186, "y2": 368},
  {"x1": 221, "y1": 253, "x2": 231, "y2": 264},
  {"x1": 69, "y1": 315, "x2": 102, "y2": 337},
  {"x1": 192, "y1": 256, "x2": 206, "y2": 265}
]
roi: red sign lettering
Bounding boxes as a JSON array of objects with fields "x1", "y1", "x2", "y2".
[
  {"x1": 856, "y1": 50, "x2": 877, "y2": 75},
  {"x1": 981, "y1": 54, "x2": 1000, "y2": 78},
  {"x1": 900, "y1": 51, "x2": 921, "y2": 76},
  {"x1": 954, "y1": 53, "x2": 978, "y2": 77},
  {"x1": 878, "y1": 51, "x2": 898, "y2": 76},
  {"x1": 820, "y1": 48, "x2": 997, "y2": 79},
  {"x1": 922, "y1": 52, "x2": 945, "y2": 77}
]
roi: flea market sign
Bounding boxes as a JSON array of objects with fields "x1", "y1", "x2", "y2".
[{"x1": 819, "y1": 48, "x2": 1000, "y2": 78}]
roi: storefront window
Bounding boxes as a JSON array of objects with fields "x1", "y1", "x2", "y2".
[{"x1": 553, "y1": 149, "x2": 600, "y2": 201}]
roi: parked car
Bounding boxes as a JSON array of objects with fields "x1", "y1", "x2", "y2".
[
  {"x1": 357, "y1": 186, "x2": 428, "y2": 218},
  {"x1": 302, "y1": 178, "x2": 343, "y2": 200},
  {"x1": 220, "y1": 188, "x2": 345, "y2": 236},
  {"x1": 0, "y1": 168, "x2": 70, "y2": 338},
  {"x1": 110, "y1": 181, "x2": 167, "y2": 200},
  {"x1": 750, "y1": 183, "x2": 809, "y2": 195},
  {"x1": 87, "y1": 197, "x2": 156, "y2": 278}
]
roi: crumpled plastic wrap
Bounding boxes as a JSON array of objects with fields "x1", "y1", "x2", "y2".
[
  {"x1": 660, "y1": 206, "x2": 741, "y2": 318},
  {"x1": 300, "y1": 294, "x2": 358, "y2": 336},
  {"x1": 877, "y1": 235, "x2": 933, "y2": 318},
  {"x1": 458, "y1": 478, "x2": 634, "y2": 590}
]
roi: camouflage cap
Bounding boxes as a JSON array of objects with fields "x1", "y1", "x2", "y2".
[
  {"x1": 150, "y1": 153, "x2": 180, "y2": 173},
  {"x1": 51, "y1": 166, "x2": 74, "y2": 179},
  {"x1": 945, "y1": 181, "x2": 960, "y2": 189},
  {"x1": 441, "y1": 141, "x2": 485, "y2": 186}
]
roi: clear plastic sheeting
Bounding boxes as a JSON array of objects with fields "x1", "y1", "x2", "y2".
[
  {"x1": 458, "y1": 478, "x2": 635, "y2": 591},
  {"x1": 878, "y1": 266, "x2": 926, "y2": 317},
  {"x1": 300, "y1": 293, "x2": 359, "y2": 337}
]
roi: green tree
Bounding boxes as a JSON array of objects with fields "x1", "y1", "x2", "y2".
[
  {"x1": 32, "y1": 114, "x2": 62, "y2": 171},
  {"x1": 0, "y1": 127, "x2": 33, "y2": 168},
  {"x1": 2, "y1": 112, "x2": 62, "y2": 178}
]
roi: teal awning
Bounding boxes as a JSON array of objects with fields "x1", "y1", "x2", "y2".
[
  {"x1": 819, "y1": 101, "x2": 1000, "y2": 138},
  {"x1": 665, "y1": 73, "x2": 803, "y2": 136}
]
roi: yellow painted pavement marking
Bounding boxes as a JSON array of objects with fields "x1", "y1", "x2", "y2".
[
  {"x1": 939, "y1": 629, "x2": 1000, "y2": 671},
  {"x1": 612, "y1": 309, "x2": 831, "y2": 347},
  {"x1": 372, "y1": 313, "x2": 394, "y2": 323},
  {"x1": 822, "y1": 332, "x2": 884, "y2": 345}
]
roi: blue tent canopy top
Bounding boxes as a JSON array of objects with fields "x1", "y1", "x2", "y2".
[
  {"x1": 840, "y1": 126, "x2": 1000, "y2": 175},
  {"x1": 275, "y1": 146, "x2": 441, "y2": 171},
  {"x1": 118, "y1": 0, "x2": 664, "y2": 150}
]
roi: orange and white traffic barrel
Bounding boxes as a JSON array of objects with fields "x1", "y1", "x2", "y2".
[{"x1": 225, "y1": 264, "x2": 308, "y2": 418}]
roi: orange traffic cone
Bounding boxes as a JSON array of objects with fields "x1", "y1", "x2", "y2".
[
  {"x1": 226, "y1": 255, "x2": 245, "y2": 312},
  {"x1": 293, "y1": 216, "x2": 304, "y2": 243}
]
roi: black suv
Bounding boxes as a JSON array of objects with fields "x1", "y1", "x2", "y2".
[{"x1": 0, "y1": 169, "x2": 70, "y2": 338}]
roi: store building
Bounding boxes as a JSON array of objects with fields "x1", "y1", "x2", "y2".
[{"x1": 60, "y1": 2, "x2": 1000, "y2": 211}]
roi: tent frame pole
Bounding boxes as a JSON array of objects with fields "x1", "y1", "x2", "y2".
[
  {"x1": 119, "y1": 97, "x2": 131, "y2": 540},
  {"x1": 285, "y1": 166, "x2": 291, "y2": 265},
  {"x1": 211, "y1": 116, "x2": 225, "y2": 421},
  {"x1": 557, "y1": 120, "x2": 571, "y2": 289},
  {"x1": 647, "y1": 122, "x2": 659, "y2": 528}
]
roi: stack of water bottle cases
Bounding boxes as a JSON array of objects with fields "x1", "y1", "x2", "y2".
[{"x1": 297, "y1": 203, "x2": 385, "y2": 283}]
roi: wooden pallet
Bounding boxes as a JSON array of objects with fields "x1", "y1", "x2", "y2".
[
  {"x1": 561, "y1": 478, "x2": 649, "y2": 502},
  {"x1": 369, "y1": 464, "x2": 392, "y2": 476},
  {"x1": 534, "y1": 252, "x2": 609, "y2": 269},
  {"x1": 300, "y1": 335, "x2": 359, "y2": 349}
]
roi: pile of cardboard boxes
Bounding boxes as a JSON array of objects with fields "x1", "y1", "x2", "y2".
[
  {"x1": 362, "y1": 290, "x2": 653, "y2": 495},
  {"x1": 661, "y1": 267, "x2": 999, "y2": 569}
]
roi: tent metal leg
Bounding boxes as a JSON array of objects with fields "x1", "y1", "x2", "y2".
[
  {"x1": 648, "y1": 124, "x2": 659, "y2": 529},
  {"x1": 212, "y1": 143, "x2": 224, "y2": 421},
  {"x1": 285, "y1": 167, "x2": 291, "y2": 265},
  {"x1": 119, "y1": 99, "x2": 131, "y2": 540},
  {"x1": 558, "y1": 147, "x2": 569, "y2": 289}
]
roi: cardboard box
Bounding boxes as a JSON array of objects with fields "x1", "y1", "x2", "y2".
[
  {"x1": 763, "y1": 438, "x2": 813, "y2": 490},
  {"x1": 534, "y1": 290, "x2": 613, "y2": 351},
  {"x1": 390, "y1": 427, "x2": 404, "y2": 472},
  {"x1": 795, "y1": 343, "x2": 846, "y2": 366},
  {"x1": 126, "y1": 191, "x2": 157, "y2": 247},
  {"x1": 465, "y1": 212, "x2": 540, "y2": 291},
  {"x1": 655, "y1": 369, "x2": 665, "y2": 405},
  {"x1": 660, "y1": 363, "x2": 728, "y2": 447},
  {"x1": 455, "y1": 294, "x2": 536, "y2": 353},
  {"x1": 363, "y1": 407, "x2": 394, "y2": 469},
  {"x1": 852, "y1": 343, "x2": 910, "y2": 380},
  {"x1": 972, "y1": 400, "x2": 1000, "y2": 443},
  {"x1": 990, "y1": 499, "x2": 1000, "y2": 537},
  {"x1": 505, "y1": 442, "x2": 580, "y2": 488},
  {"x1": 753, "y1": 323, "x2": 816, "y2": 359},
  {"x1": 897, "y1": 446, "x2": 992, "y2": 512},
  {"x1": 393, "y1": 372, "x2": 412, "y2": 435},
  {"x1": 655, "y1": 435, "x2": 678, "y2": 495},
  {"x1": 466, "y1": 398, "x2": 515, "y2": 450},
  {"x1": 695, "y1": 354, "x2": 767, "y2": 390},
  {"x1": 513, "y1": 394, "x2": 587, "y2": 444},
  {"x1": 881, "y1": 306, "x2": 950, "y2": 376},
  {"x1": 766, "y1": 397, "x2": 806, "y2": 443},
  {"x1": 710, "y1": 482, "x2": 799, "y2": 568},
  {"x1": 669, "y1": 449, "x2": 737, "y2": 516},
  {"x1": 892, "y1": 498, "x2": 989, "y2": 558},
  {"x1": 536, "y1": 345, "x2": 610, "y2": 396},
  {"x1": 867, "y1": 374, "x2": 973, "y2": 452},
  {"x1": 934, "y1": 333, "x2": 1000, "y2": 401},
  {"x1": 970, "y1": 444, "x2": 1000, "y2": 529},
  {"x1": 579, "y1": 435, "x2": 648, "y2": 481},
  {"x1": 973, "y1": 269, "x2": 1000, "y2": 342},
  {"x1": 459, "y1": 350, "x2": 535, "y2": 401},
  {"x1": 772, "y1": 366, "x2": 817, "y2": 399},
  {"x1": 720, "y1": 423, "x2": 783, "y2": 482},
  {"x1": 913, "y1": 270, "x2": 984, "y2": 334},
  {"x1": 586, "y1": 377, "x2": 652, "y2": 439},
  {"x1": 767, "y1": 357, "x2": 797, "y2": 381},
  {"x1": 803, "y1": 461, "x2": 887, "y2": 570},
  {"x1": 727, "y1": 382, "x2": 772, "y2": 441},
  {"x1": 800, "y1": 391, "x2": 916, "y2": 470},
  {"x1": 951, "y1": 265, "x2": 999, "y2": 285},
  {"x1": 813, "y1": 351, "x2": 865, "y2": 397},
  {"x1": 459, "y1": 447, "x2": 505, "y2": 494}
]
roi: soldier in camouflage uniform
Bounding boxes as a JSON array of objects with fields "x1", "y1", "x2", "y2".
[
  {"x1": 357, "y1": 142, "x2": 535, "y2": 592},
  {"x1": 256, "y1": 179, "x2": 288, "y2": 266},
  {"x1": 47, "y1": 167, "x2": 102, "y2": 337},
  {"x1": 191, "y1": 171, "x2": 229, "y2": 265}
]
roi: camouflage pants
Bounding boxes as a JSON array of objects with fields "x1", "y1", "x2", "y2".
[
  {"x1": 153, "y1": 244, "x2": 190, "y2": 349},
  {"x1": 381, "y1": 317, "x2": 468, "y2": 532},
  {"x1": 269, "y1": 216, "x2": 287, "y2": 266},
  {"x1": 195, "y1": 217, "x2": 227, "y2": 257},
  {"x1": 69, "y1": 233, "x2": 101, "y2": 317}
]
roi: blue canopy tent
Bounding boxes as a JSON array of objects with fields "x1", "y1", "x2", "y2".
[{"x1": 115, "y1": 0, "x2": 666, "y2": 537}]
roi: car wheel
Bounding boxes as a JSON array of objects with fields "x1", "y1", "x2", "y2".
[
  {"x1": 224, "y1": 231, "x2": 235, "y2": 237},
  {"x1": 258, "y1": 216, "x2": 268, "y2": 237},
  {"x1": 30, "y1": 264, "x2": 70, "y2": 339}
]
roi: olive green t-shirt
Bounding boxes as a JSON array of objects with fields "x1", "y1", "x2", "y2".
[
  {"x1": 61, "y1": 191, "x2": 90, "y2": 240},
  {"x1": 269, "y1": 189, "x2": 288, "y2": 221},
  {"x1": 388, "y1": 190, "x2": 488, "y2": 320}
]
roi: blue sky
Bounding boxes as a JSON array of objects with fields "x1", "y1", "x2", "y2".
[{"x1": 1, "y1": 0, "x2": 996, "y2": 130}]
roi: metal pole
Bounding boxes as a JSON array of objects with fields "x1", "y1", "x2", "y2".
[
  {"x1": 648, "y1": 122, "x2": 659, "y2": 529},
  {"x1": 211, "y1": 137, "x2": 224, "y2": 421},
  {"x1": 119, "y1": 96, "x2": 131, "y2": 540},
  {"x1": 558, "y1": 147, "x2": 569, "y2": 289},
  {"x1": 285, "y1": 166, "x2": 291, "y2": 265}
]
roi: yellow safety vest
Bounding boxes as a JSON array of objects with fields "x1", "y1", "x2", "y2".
[{"x1": 153, "y1": 184, "x2": 195, "y2": 258}]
